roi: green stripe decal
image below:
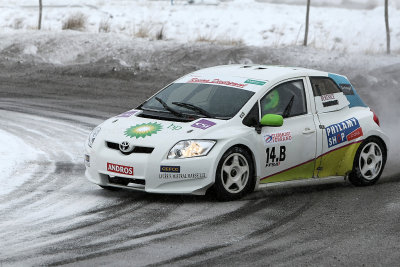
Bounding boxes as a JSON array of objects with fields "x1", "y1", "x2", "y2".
[
  {"x1": 245, "y1": 79, "x2": 266, "y2": 86},
  {"x1": 260, "y1": 141, "x2": 362, "y2": 184},
  {"x1": 260, "y1": 159, "x2": 315, "y2": 183}
]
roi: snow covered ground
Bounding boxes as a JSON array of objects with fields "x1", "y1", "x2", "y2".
[
  {"x1": 0, "y1": 127, "x2": 38, "y2": 195},
  {"x1": 0, "y1": 0, "x2": 400, "y2": 54}
]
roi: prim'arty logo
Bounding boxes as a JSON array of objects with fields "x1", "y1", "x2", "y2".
[{"x1": 124, "y1": 122, "x2": 162, "y2": 139}]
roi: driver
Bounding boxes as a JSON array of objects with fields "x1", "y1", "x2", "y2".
[{"x1": 262, "y1": 89, "x2": 280, "y2": 115}]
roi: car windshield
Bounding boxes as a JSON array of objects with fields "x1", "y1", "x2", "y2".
[{"x1": 140, "y1": 83, "x2": 255, "y2": 119}]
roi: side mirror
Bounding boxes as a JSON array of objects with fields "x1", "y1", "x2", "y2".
[{"x1": 260, "y1": 114, "x2": 283, "y2": 127}]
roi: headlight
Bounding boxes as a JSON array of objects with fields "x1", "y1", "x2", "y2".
[
  {"x1": 167, "y1": 140, "x2": 216, "y2": 159},
  {"x1": 88, "y1": 126, "x2": 101, "y2": 148}
]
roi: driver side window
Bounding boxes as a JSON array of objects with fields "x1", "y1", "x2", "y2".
[{"x1": 260, "y1": 79, "x2": 307, "y2": 118}]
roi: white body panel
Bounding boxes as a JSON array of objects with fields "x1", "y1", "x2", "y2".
[{"x1": 84, "y1": 65, "x2": 389, "y2": 195}]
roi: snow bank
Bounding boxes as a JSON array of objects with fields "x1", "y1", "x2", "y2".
[
  {"x1": 0, "y1": 0, "x2": 399, "y2": 54},
  {"x1": 0, "y1": 129, "x2": 38, "y2": 195}
]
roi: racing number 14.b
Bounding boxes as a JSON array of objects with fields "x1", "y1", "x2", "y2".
[{"x1": 266, "y1": 146, "x2": 286, "y2": 167}]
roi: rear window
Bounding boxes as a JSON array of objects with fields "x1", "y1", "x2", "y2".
[
  {"x1": 339, "y1": 83, "x2": 354, "y2": 95},
  {"x1": 310, "y1": 77, "x2": 342, "y2": 96}
]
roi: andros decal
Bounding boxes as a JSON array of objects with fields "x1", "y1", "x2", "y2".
[
  {"x1": 188, "y1": 78, "x2": 247, "y2": 89},
  {"x1": 125, "y1": 122, "x2": 162, "y2": 139},
  {"x1": 117, "y1": 110, "x2": 138, "y2": 118},
  {"x1": 263, "y1": 131, "x2": 292, "y2": 145},
  {"x1": 191, "y1": 119, "x2": 216, "y2": 130},
  {"x1": 107, "y1": 163, "x2": 134, "y2": 176},
  {"x1": 325, "y1": 117, "x2": 363, "y2": 148},
  {"x1": 265, "y1": 146, "x2": 286, "y2": 167}
]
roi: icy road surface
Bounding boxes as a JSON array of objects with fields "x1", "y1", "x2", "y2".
[{"x1": 0, "y1": 37, "x2": 400, "y2": 265}]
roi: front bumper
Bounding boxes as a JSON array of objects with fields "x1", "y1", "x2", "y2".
[{"x1": 84, "y1": 141, "x2": 218, "y2": 195}]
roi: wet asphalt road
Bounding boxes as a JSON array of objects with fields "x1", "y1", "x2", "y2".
[{"x1": 0, "y1": 45, "x2": 400, "y2": 266}]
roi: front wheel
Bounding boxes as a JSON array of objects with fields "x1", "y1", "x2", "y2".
[
  {"x1": 349, "y1": 138, "x2": 386, "y2": 186},
  {"x1": 214, "y1": 147, "x2": 255, "y2": 201}
]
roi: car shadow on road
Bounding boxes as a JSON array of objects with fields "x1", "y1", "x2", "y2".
[{"x1": 90, "y1": 172, "x2": 400, "y2": 204}]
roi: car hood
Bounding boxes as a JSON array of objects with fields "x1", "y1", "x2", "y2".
[{"x1": 99, "y1": 112, "x2": 227, "y2": 146}]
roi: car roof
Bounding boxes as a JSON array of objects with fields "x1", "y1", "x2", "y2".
[{"x1": 190, "y1": 64, "x2": 328, "y2": 82}]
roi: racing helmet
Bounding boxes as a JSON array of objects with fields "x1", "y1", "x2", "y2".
[{"x1": 264, "y1": 90, "x2": 280, "y2": 110}]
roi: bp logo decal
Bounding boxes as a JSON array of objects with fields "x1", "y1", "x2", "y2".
[{"x1": 124, "y1": 122, "x2": 162, "y2": 139}]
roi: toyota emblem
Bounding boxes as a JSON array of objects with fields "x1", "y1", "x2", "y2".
[{"x1": 119, "y1": 141, "x2": 132, "y2": 153}]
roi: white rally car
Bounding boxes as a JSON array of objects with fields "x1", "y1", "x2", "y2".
[{"x1": 84, "y1": 65, "x2": 388, "y2": 200}]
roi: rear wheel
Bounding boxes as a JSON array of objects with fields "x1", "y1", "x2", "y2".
[
  {"x1": 349, "y1": 138, "x2": 386, "y2": 186},
  {"x1": 214, "y1": 147, "x2": 255, "y2": 201}
]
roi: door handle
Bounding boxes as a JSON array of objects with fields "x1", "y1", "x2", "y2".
[{"x1": 302, "y1": 128, "x2": 316, "y2": 134}]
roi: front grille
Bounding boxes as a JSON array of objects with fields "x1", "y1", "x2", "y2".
[
  {"x1": 106, "y1": 141, "x2": 154, "y2": 154},
  {"x1": 108, "y1": 176, "x2": 146, "y2": 186},
  {"x1": 107, "y1": 142, "x2": 119, "y2": 150}
]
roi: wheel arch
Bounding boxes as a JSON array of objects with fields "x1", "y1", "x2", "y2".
[
  {"x1": 211, "y1": 143, "x2": 258, "y2": 200},
  {"x1": 230, "y1": 144, "x2": 257, "y2": 175},
  {"x1": 363, "y1": 135, "x2": 388, "y2": 158},
  {"x1": 221, "y1": 144, "x2": 258, "y2": 192},
  {"x1": 348, "y1": 135, "x2": 387, "y2": 186}
]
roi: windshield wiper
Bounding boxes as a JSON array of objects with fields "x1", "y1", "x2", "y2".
[
  {"x1": 282, "y1": 95, "x2": 295, "y2": 118},
  {"x1": 172, "y1": 102, "x2": 215, "y2": 118},
  {"x1": 155, "y1": 97, "x2": 185, "y2": 118}
]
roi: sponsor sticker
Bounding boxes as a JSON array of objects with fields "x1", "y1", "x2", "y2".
[
  {"x1": 265, "y1": 146, "x2": 286, "y2": 167},
  {"x1": 188, "y1": 77, "x2": 247, "y2": 89},
  {"x1": 107, "y1": 162, "x2": 134, "y2": 176},
  {"x1": 325, "y1": 117, "x2": 363, "y2": 148},
  {"x1": 321, "y1": 94, "x2": 335, "y2": 101},
  {"x1": 117, "y1": 110, "x2": 138, "y2": 118},
  {"x1": 167, "y1": 123, "x2": 182, "y2": 131},
  {"x1": 125, "y1": 122, "x2": 162, "y2": 139},
  {"x1": 160, "y1": 166, "x2": 181, "y2": 173},
  {"x1": 245, "y1": 79, "x2": 266, "y2": 86},
  {"x1": 263, "y1": 131, "x2": 292, "y2": 145},
  {"x1": 191, "y1": 119, "x2": 216, "y2": 130},
  {"x1": 323, "y1": 100, "x2": 339, "y2": 107},
  {"x1": 159, "y1": 173, "x2": 207, "y2": 179}
]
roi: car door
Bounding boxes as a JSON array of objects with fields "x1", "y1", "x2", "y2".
[
  {"x1": 309, "y1": 76, "x2": 360, "y2": 178},
  {"x1": 258, "y1": 78, "x2": 318, "y2": 184}
]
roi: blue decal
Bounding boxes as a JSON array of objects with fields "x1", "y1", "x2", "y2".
[
  {"x1": 325, "y1": 117, "x2": 363, "y2": 148},
  {"x1": 328, "y1": 73, "x2": 367, "y2": 108},
  {"x1": 264, "y1": 135, "x2": 273, "y2": 143}
]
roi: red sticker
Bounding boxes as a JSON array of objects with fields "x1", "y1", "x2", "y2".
[
  {"x1": 107, "y1": 163, "x2": 134, "y2": 176},
  {"x1": 188, "y1": 78, "x2": 247, "y2": 89},
  {"x1": 346, "y1": 128, "x2": 363, "y2": 141}
]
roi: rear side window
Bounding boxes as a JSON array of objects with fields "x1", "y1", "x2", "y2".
[
  {"x1": 310, "y1": 77, "x2": 341, "y2": 96},
  {"x1": 339, "y1": 84, "x2": 354, "y2": 95}
]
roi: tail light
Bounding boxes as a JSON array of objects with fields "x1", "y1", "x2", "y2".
[{"x1": 370, "y1": 109, "x2": 380, "y2": 126}]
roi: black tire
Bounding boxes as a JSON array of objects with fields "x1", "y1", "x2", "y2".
[
  {"x1": 349, "y1": 137, "x2": 386, "y2": 186},
  {"x1": 213, "y1": 146, "x2": 256, "y2": 201},
  {"x1": 99, "y1": 185, "x2": 122, "y2": 191}
]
